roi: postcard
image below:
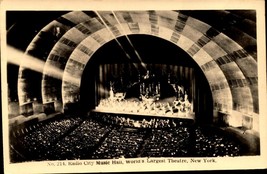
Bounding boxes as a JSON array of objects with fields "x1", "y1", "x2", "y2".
[{"x1": 1, "y1": 0, "x2": 266, "y2": 173}]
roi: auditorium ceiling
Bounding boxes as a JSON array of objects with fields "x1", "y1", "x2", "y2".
[{"x1": 6, "y1": 10, "x2": 258, "y2": 120}]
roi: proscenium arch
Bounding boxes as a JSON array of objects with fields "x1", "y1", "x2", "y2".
[
  {"x1": 59, "y1": 11, "x2": 255, "y2": 116},
  {"x1": 79, "y1": 34, "x2": 214, "y2": 123},
  {"x1": 16, "y1": 11, "x2": 257, "y2": 118},
  {"x1": 62, "y1": 21, "x2": 252, "y2": 114},
  {"x1": 62, "y1": 24, "x2": 226, "y2": 100}
]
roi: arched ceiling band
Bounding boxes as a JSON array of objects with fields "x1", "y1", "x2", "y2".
[
  {"x1": 59, "y1": 10, "x2": 254, "y2": 113},
  {"x1": 61, "y1": 23, "x2": 233, "y2": 110},
  {"x1": 17, "y1": 10, "x2": 258, "y2": 115},
  {"x1": 17, "y1": 19, "x2": 72, "y2": 104},
  {"x1": 41, "y1": 15, "x2": 109, "y2": 103}
]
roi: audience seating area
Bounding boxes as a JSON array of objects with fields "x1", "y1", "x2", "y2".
[
  {"x1": 44, "y1": 119, "x2": 112, "y2": 160},
  {"x1": 92, "y1": 129, "x2": 146, "y2": 159},
  {"x1": 10, "y1": 116, "x2": 83, "y2": 162},
  {"x1": 194, "y1": 127, "x2": 240, "y2": 157},
  {"x1": 9, "y1": 112, "x2": 242, "y2": 162},
  {"x1": 141, "y1": 127, "x2": 191, "y2": 157}
]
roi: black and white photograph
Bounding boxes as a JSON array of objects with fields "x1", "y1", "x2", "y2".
[{"x1": 1, "y1": 0, "x2": 266, "y2": 173}]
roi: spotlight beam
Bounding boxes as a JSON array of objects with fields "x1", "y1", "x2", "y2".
[
  {"x1": 112, "y1": 11, "x2": 146, "y2": 69},
  {"x1": 6, "y1": 46, "x2": 79, "y2": 86},
  {"x1": 95, "y1": 11, "x2": 140, "y2": 70}
]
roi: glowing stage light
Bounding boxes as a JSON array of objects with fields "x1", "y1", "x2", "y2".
[{"x1": 6, "y1": 46, "x2": 79, "y2": 86}]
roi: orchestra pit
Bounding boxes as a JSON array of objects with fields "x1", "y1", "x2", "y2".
[{"x1": 6, "y1": 10, "x2": 260, "y2": 163}]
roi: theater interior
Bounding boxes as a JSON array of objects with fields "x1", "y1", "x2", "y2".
[{"x1": 5, "y1": 10, "x2": 260, "y2": 163}]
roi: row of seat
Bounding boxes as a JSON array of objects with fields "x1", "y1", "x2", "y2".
[
  {"x1": 44, "y1": 119, "x2": 112, "y2": 160},
  {"x1": 141, "y1": 127, "x2": 191, "y2": 157},
  {"x1": 92, "y1": 129, "x2": 145, "y2": 159},
  {"x1": 10, "y1": 117, "x2": 83, "y2": 161},
  {"x1": 194, "y1": 127, "x2": 240, "y2": 157},
  {"x1": 92, "y1": 112, "x2": 189, "y2": 129},
  {"x1": 10, "y1": 114, "x2": 241, "y2": 162}
]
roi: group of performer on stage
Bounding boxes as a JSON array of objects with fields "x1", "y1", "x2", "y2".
[
  {"x1": 97, "y1": 97, "x2": 192, "y2": 117},
  {"x1": 97, "y1": 70, "x2": 193, "y2": 118}
]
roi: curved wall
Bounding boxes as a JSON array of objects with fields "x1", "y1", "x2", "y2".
[{"x1": 8, "y1": 10, "x2": 258, "y2": 131}]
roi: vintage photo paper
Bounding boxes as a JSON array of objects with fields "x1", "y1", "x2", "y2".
[{"x1": 1, "y1": 0, "x2": 266, "y2": 173}]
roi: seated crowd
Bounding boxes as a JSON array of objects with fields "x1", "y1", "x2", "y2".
[
  {"x1": 194, "y1": 127, "x2": 240, "y2": 157},
  {"x1": 91, "y1": 129, "x2": 145, "y2": 159},
  {"x1": 92, "y1": 112, "x2": 190, "y2": 129},
  {"x1": 10, "y1": 117, "x2": 83, "y2": 161},
  {"x1": 44, "y1": 119, "x2": 112, "y2": 160},
  {"x1": 141, "y1": 127, "x2": 191, "y2": 157},
  {"x1": 10, "y1": 113, "x2": 241, "y2": 162}
]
